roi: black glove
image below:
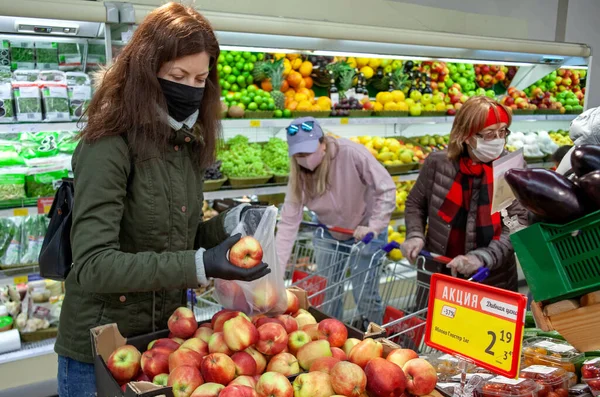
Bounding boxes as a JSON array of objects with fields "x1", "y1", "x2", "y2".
[{"x1": 203, "y1": 234, "x2": 271, "y2": 281}]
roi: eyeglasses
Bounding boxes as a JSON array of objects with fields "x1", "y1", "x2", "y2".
[
  {"x1": 477, "y1": 127, "x2": 511, "y2": 141},
  {"x1": 287, "y1": 121, "x2": 314, "y2": 136}
]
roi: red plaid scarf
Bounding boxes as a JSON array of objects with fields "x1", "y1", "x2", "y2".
[{"x1": 438, "y1": 157, "x2": 502, "y2": 249}]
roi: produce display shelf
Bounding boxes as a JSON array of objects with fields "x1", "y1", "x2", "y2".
[
  {"x1": 0, "y1": 337, "x2": 55, "y2": 365},
  {"x1": 0, "y1": 266, "x2": 40, "y2": 287},
  {"x1": 0, "y1": 114, "x2": 579, "y2": 133}
]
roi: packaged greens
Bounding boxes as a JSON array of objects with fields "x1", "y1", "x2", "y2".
[
  {"x1": 58, "y1": 43, "x2": 82, "y2": 70},
  {"x1": 66, "y1": 72, "x2": 91, "y2": 120},
  {"x1": 87, "y1": 44, "x2": 106, "y2": 68},
  {"x1": 19, "y1": 131, "x2": 60, "y2": 163},
  {"x1": 9, "y1": 40, "x2": 35, "y2": 70},
  {"x1": 12, "y1": 69, "x2": 39, "y2": 83},
  {"x1": 26, "y1": 164, "x2": 68, "y2": 198},
  {"x1": 0, "y1": 41, "x2": 10, "y2": 72},
  {"x1": 0, "y1": 74, "x2": 14, "y2": 123},
  {"x1": 12, "y1": 81, "x2": 42, "y2": 122},
  {"x1": 0, "y1": 167, "x2": 26, "y2": 200},
  {"x1": 35, "y1": 42, "x2": 59, "y2": 70},
  {"x1": 58, "y1": 131, "x2": 77, "y2": 154},
  {"x1": 0, "y1": 217, "x2": 23, "y2": 268},
  {"x1": 20, "y1": 215, "x2": 47, "y2": 265},
  {"x1": 39, "y1": 71, "x2": 69, "y2": 121},
  {"x1": 0, "y1": 144, "x2": 25, "y2": 167}
]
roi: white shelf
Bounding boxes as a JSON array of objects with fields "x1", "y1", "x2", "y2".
[
  {"x1": 204, "y1": 184, "x2": 287, "y2": 200},
  {"x1": 0, "y1": 338, "x2": 55, "y2": 366}
]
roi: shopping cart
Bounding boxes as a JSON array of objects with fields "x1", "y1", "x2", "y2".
[
  {"x1": 287, "y1": 222, "x2": 400, "y2": 330},
  {"x1": 379, "y1": 251, "x2": 489, "y2": 352}
]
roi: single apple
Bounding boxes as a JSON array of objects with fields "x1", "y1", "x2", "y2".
[
  {"x1": 255, "y1": 317, "x2": 285, "y2": 329},
  {"x1": 293, "y1": 309, "x2": 317, "y2": 328},
  {"x1": 342, "y1": 338, "x2": 360, "y2": 356},
  {"x1": 190, "y1": 382, "x2": 225, "y2": 397},
  {"x1": 194, "y1": 327, "x2": 214, "y2": 344},
  {"x1": 208, "y1": 332, "x2": 233, "y2": 356},
  {"x1": 330, "y1": 361, "x2": 367, "y2": 397},
  {"x1": 220, "y1": 384, "x2": 258, "y2": 397},
  {"x1": 229, "y1": 236, "x2": 263, "y2": 268},
  {"x1": 331, "y1": 347, "x2": 347, "y2": 361},
  {"x1": 135, "y1": 371, "x2": 151, "y2": 382},
  {"x1": 266, "y1": 352, "x2": 301, "y2": 377},
  {"x1": 229, "y1": 375, "x2": 258, "y2": 389},
  {"x1": 293, "y1": 371, "x2": 335, "y2": 397},
  {"x1": 168, "y1": 307, "x2": 198, "y2": 339},
  {"x1": 153, "y1": 373, "x2": 169, "y2": 386},
  {"x1": 231, "y1": 351, "x2": 257, "y2": 377},
  {"x1": 141, "y1": 347, "x2": 170, "y2": 380},
  {"x1": 212, "y1": 310, "x2": 250, "y2": 333},
  {"x1": 317, "y1": 319, "x2": 348, "y2": 348},
  {"x1": 297, "y1": 340, "x2": 333, "y2": 370},
  {"x1": 275, "y1": 314, "x2": 298, "y2": 334},
  {"x1": 387, "y1": 348, "x2": 419, "y2": 368},
  {"x1": 148, "y1": 338, "x2": 180, "y2": 352},
  {"x1": 302, "y1": 324, "x2": 324, "y2": 341},
  {"x1": 309, "y1": 357, "x2": 341, "y2": 374},
  {"x1": 167, "y1": 365, "x2": 204, "y2": 397},
  {"x1": 349, "y1": 338, "x2": 383, "y2": 369},
  {"x1": 106, "y1": 345, "x2": 141, "y2": 383},
  {"x1": 245, "y1": 347, "x2": 267, "y2": 374},
  {"x1": 256, "y1": 372, "x2": 294, "y2": 397},
  {"x1": 201, "y1": 353, "x2": 236, "y2": 386},
  {"x1": 180, "y1": 338, "x2": 209, "y2": 358},
  {"x1": 285, "y1": 290, "x2": 300, "y2": 314},
  {"x1": 256, "y1": 323, "x2": 288, "y2": 356},
  {"x1": 403, "y1": 358, "x2": 438, "y2": 396},
  {"x1": 172, "y1": 337, "x2": 185, "y2": 344},
  {"x1": 365, "y1": 357, "x2": 406, "y2": 397},
  {"x1": 287, "y1": 330, "x2": 311, "y2": 355},
  {"x1": 169, "y1": 348, "x2": 204, "y2": 372},
  {"x1": 223, "y1": 314, "x2": 259, "y2": 352}
]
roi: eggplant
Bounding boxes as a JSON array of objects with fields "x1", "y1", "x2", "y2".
[
  {"x1": 577, "y1": 170, "x2": 600, "y2": 209},
  {"x1": 505, "y1": 168, "x2": 589, "y2": 223},
  {"x1": 571, "y1": 145, "x2": 600, "y2": 177}
]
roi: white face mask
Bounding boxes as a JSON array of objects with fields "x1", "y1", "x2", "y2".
[
  {"x1": 470, "y1": 137, "x2": 505, "y2": 163},
  {"x1": 296, "y1": 147, "x2": 325, "y2": 171}
]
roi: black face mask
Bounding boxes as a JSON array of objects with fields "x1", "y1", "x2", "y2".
[{"x1": 158, "y1": 78, "x2": 205, "y2": 122}]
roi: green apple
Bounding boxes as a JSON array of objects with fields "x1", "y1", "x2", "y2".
[
  {"x1": 409, "y1": 90, "x2": 422, "y2": 102},
  {"x1": 432, "y1": 93, "x2": 445, "y2": 104},
  {"x1": 409, "y1": 104, "x2": 422, "y2": 117},
  {"x1": 420, "y1": 93, "x2": 433, "y2": 105}
]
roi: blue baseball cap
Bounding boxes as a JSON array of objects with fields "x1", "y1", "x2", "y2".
[{"x1": 286, "y1": 117, "x2": 324, "y2": 156}]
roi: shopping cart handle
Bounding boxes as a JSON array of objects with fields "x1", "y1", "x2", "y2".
[
  {"x1": 469, "y1": 267, "x2": 490, "y2": 282},
  {"x1": 187, "y1": 289, "x2": 197, "y2": 306},
  {"x1": 382, "y1": 241, "x2": 401, "y2": 253},
  {"x1": 362, "y1": 232, "x2": 375, "y2": 244},
  {"x1": 419, "y1": 250, "x2": 453, "y2": 264}
]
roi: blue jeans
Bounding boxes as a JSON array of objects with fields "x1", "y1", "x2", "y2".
[
  {"x1": 57, "y1": 355, "x2": 96, "y2": 397},
  {"x1": 313, "y1": 228, "x2": 386, "y2": 327}
]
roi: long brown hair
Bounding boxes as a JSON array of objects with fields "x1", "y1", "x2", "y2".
[
  {"x1": 447, "y1": 96, "x2": 512, "y2": 160},
  {"x1": 289, "y1": 136, "x2": 338, "y2": 203},
  {"x1": 80, "y1": 2, "x2": 221, "y2": 167}
]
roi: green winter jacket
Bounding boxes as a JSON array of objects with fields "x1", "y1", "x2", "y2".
[{"x1": 54, "y1": 126, "x2": 227, "y2": 363}]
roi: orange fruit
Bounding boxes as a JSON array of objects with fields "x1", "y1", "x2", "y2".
[
  {"x1": 296, "y1": 87, "x2": 310, "y2": 96},
  {"x1": 297, "y1": 78, "x2": 306, "y2": 89},
  {"x1": 280, "y1": 80, "x2": 290, "y2": 92},
  {"x1": 299, "y1": 61, "x2": 313, "y2": 77},
  {"x1": 287, "y1": 53, "x2": 300, "y2": 61},
  {"x1": 291, "y1": 58, "x2": 303, "y2": 70},
  {"x1": 285, "y1": 89, "x2": 296, "y2": 97},
  {"x1": 283, "y1": 59, "x2": 292, "y2": 77},
  {"x1": 303, "y1": 76, "x2": 313, "y2": 89},
  {"x1": 296, "y1": 100, "x2": 312, "y2": 111},
  {"x1": 287, "y1": 101, "x2": 299, "y2": 111},
  {"x1": 287, "y1": 71, "x2": 303, "y2": 88},
  {"x1": 261, "y1": 79, "x2": 273, "y2": 92}
]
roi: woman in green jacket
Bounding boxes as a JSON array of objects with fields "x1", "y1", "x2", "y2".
[{"x1": 55, "y1": 4, "x2": 270, "y2": 396}]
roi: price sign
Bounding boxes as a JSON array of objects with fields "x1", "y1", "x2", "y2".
[
  {"x1": 37, "y1": 198, "x2": 54, "y2": 214},
  {"x1": 13, "y1": 275, "x2": 27, "y2": 285},
  {"x1": 249, "y1": 120, "x2": 261, "y2": 127},
  {"x1": 340, "y1": 118, "x2": 349, "y2": 125},
  {"x1": 425, "y1": 274, "x2": 527, "y2": 378},
  {"x1": 13, "y1": 208, "x2": 28, "y2": 217}
]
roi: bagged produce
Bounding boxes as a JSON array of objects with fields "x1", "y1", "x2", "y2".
[
  {"x1": 66, "y1": 72, "x2": 91, "y2": 120},
  {"x1": 0, "y1": 143, "x2": 25, "y2": 167},
  {"x1": 0, "y1": 167, "x2": 27, "y2": 200},
  {"x1": 26, "y1": 164, "x2": 68, "y2": 198},
  {"x1": 35, "y1": 42, "x2": 59, "y2": 70},
  {"x1": 57, "y1": 131, "x2": 78, "y2": 154},
  {"x1": 0, "y1": 217, "x2": 23, "y2": 268},
  {"x1": 213, "y1": 206, "x2": 287, "y2": 316},
  {"x1": 9, "y1": 41, "x2": 35, "y2": 70},
  {"x1": 58, "y1": 43, "x2": 82, "y2": 70},
  {"x1": 571, "y1": 145, "x2": 600, "y2": 177},
  {"x1": 0, "y1": 72, "x2": 14, "y2": 123},
  {"x1": 12, "y1": 79, "x2": 42, "y2": 122},
  {"x1": 20, "y1": 215, "x2": 48, "y2": 265},
  {"x1": 505, "y1": 168, "x2": 590, "y2": 224},
  {"x1": 19, "y1": 131, "x2": 60, "y2": 163},
  {"x1": 87, "y1": 44, "x2": 106, "y2": 68},
  {"x1": 39, "y1": 71, "x2": 70, "y2": 121},
  {"x1": 0, "y1": 41, "x2": 9, "y2": 72}
]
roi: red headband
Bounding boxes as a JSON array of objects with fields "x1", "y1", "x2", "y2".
[{"x1": 484, "y1": 105, "x2": 510, "y2": 129}]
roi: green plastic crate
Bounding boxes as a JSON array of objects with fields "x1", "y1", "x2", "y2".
[{"x1": 510, "y1": 210, "x2": 600, "y2": 303}]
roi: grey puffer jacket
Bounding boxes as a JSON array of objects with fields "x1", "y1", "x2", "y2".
[{"x1": 405, "y1": 151, "x2": 527, "y2": 291}]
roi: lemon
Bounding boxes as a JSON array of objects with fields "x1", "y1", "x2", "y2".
[
  {"x1": 357, "y1": 58, "x2": 370, "y2": 68},
  {"x1": 368, "y1": 58, "x2": 382, "y2": 69},
  {"x1": 397, "y1": 102, "x2": 409, "y2": 111},
  {"x1": 392, "y1": 90, "x2": 405, "y2": 102},
  {"x1": 386, "y1": 139, "x2": 401, "y2": 153},
  {"x1": 435, "y1": 102, "x2": 447, "y2": 112},
  {"x1": 390, "y1": 232, "x2": 402, "y2": 242},
  {"x1": 384, "y1": 102, "x2": 399, "y2": 111},
  {"x1": 405, "y1": 98, "x2": 415, "y2": 107},
  {"x1": 360, "y1": 66, "x2": 374, "y2": 80},
  {"x1": 373, "y1": 102, "x2": 384, "y2": 112},
  {"x1": 347, "y1": 57, "x2": 357, "y2": 68},
  {"x1": 359, "y1": 135, "x2": 372, "y2": 145},
  {"x1": 389, "y1": 249, "x2": 403, "y2": 261}
]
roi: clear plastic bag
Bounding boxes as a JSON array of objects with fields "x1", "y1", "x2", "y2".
[{"x1": 213, "y1": 205, "x2": 287, "y2": 316}]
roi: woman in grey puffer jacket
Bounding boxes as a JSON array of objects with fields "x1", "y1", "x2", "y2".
[{"x1": 401, "y1": 96, "x2": 527, "y2": 294}]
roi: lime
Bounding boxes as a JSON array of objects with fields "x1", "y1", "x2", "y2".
[
  {"x1": 259, "y1": 103, "x2": 268, "y2": 111},
  {"x1": 249, "y1": 55, "x2": 257, "y2": 63},
  {"x1": 243, "y1": 63, "x2": 251, "y2": 72},
  {"x1": 218, "y1": 54, "x2": 225, "y2": 63},
  {"x1": 236, "y1": 75, "x2": 246, "y2": 86},
  {"x1": 248, "y1": 93, "x2": 256, "y2": 101},
  {"x1": 242, "y1": 71, "x2": 250, "y2": 78},
  {"x1": 257, "y1": 53, "x2": 265, "y2": 61},
  {"x1": 221, "y1": 89, "x2": 228, "y2": 97},
  {"x1": 233, "y1": 92, "x2": 242, "y2": 101},
  {"x1": 241, "y1": 96, "x2": 251, "y2": 105},
  {"x1": 255, "y1": 96, "x2": 264, "y2": 105},
  {"x1": 227, "y1": 75, "x2": 237, "y2": 84},
  {"x1": 283, "y1": 109, "x2": 292, "y2": 118},
  {"x1": 225, "y1": 54, "x2": 234, "y2": 64},
  {"x1": 267, "y1": 102, "x2": 275, "y2": 111},
  {"x1": 217, "y1": 64, "x2": 222, "y2": 72},
  {"x1": 219, "y1": 78, "x2": 225, "y2": 87},
  {"x1": 237, "y1": 103, "x2": 246, "y2": 111},
  {"x1": 247, "y1": 85, "x2": 258, "y2": 93},
  {"x1": 222, "y1": 65, "x2": 232, "y2": 75},
  {"x1": 246, "y1": 76, "x2": 254, "y2": 85},
  {"x1": 232, "y1": 67, "x2": 240, "y2": 76},
  {"x1": 274, "y1": 109, "x2": 283, "y2": 118},
  {"x1": 234, "y1": 55, "x2": 242, "y2": 63},
  {"x1": 223, "y1": 82, "x2": 231, "y2": 90},
  {"x1": 248, "y1": 63, "x2": 254, "y2": 71},
  {"x1": 248, "y1": 102, "x2": 258, "y2": 111},
  {"x1": 235, "y1": 61, "x2": 245, "y2": 71},
  {"x1": 243, "y1": 51, "x2": 252, "y2": 59},
  {"x1": 225, "y1": 93, "x2": 235, "y2": 101},
  {"x1": 230, "y1": 101, "x2": 238, "y2": 107},
  {"x1": 267, "y1": 97, "x2": 275, "y2": 105},
  {"x1": 257, "y1": 89, "x2": 265, "y2": 97},
  {"x1": 231, "y1": 84, "x2": 240, "y2": 92}
]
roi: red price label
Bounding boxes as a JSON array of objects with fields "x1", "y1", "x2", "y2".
[
  {"x1": 37, "y1": 198, "x2": 54, "y2": 214},
  {"x1": 425, "y1": 274, "x2": 527, "y2": 378}
]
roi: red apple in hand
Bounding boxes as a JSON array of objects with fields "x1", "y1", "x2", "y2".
[
  {"x1": 285, "y1": 290, "x2": 300, "y2": 314},
  {"x1": 403, "y1": 358, "x2": 437, "y2": 396},
  {"x1": 256, "y1": 372, "x2": 294, "y2": 397},
  {"x1": 330, "y1": 361, "x2": 367, "y2": 397},
  {"x1": 107, "y1": 345, "x2": 141, "y2": 383},
  {"x1": 256, "y1": 323, "x2": 288, "y2": 356},
  {"x1": 167, "y1": 365, "x2": 204, "y2": 397},
  {"x1": 231, "y1": 351, "x2": 257, "y2": 377},
  {"x1": 201, "y1": 353, "x2": 236, "y2": 386},
  {"x1": 365, "y1": 357, "x2": 406, "y2": 397},
  {"x1": 317, "y1": 319, "x2": 348, "y2": 348},
  {"x1": 229, "y1": 236, "x2": 263, "y2": 268},
  {"x1": 169, "y1": 307, "x2": 198, "y2": 339}
]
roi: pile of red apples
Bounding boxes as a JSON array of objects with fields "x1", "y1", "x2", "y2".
[{"x1": 106, "y1": 290, "x2": 439, "y2": 397}]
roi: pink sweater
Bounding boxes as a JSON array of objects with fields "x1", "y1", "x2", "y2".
[{"x1": 275, "y1": 138, "x2": 396, "y2": 269}]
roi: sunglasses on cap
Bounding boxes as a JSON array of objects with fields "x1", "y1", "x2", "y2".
[{"x1": 287, "y1": 121, "x2": 315, "y2": 136}]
